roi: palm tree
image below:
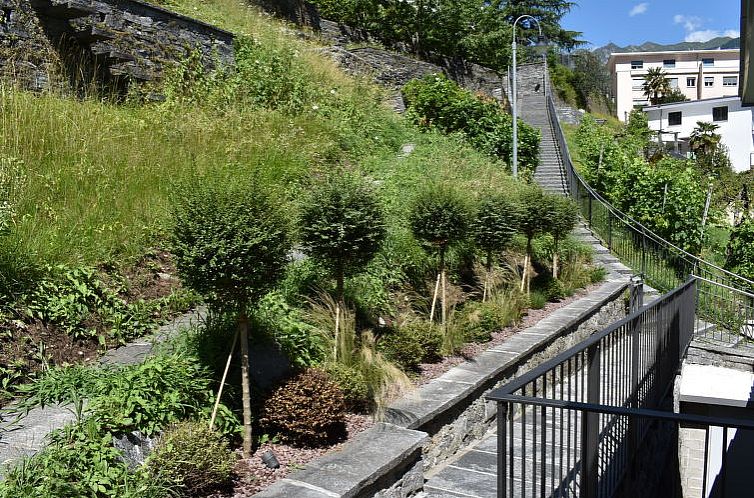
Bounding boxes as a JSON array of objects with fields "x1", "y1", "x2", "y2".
[
  {"x1": 689, "y1": 121, "x2": 721, "y2": 157},
  {"x1": 642, "y1": 67, "x2": 671, "y2": 105}
]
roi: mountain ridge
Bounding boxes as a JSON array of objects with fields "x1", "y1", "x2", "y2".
[{"x1": 593, "y1": 37, "x2": 740, "y2": 64}]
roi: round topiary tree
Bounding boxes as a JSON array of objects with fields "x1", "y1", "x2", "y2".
[
  {"x1": 171, "y1": 178, "x2": 291, "y2": 457},
  {"x1": 409, "y1": 185, "x2": 470, "y2": 325},
  {"x1": 298, "y1": 171, "x2": 386, "y2": 355},
  {"x1": 548, "y1": 195, "x2": 579, "y2": 279},
  {"x1": 472, "y1": 190, "x2": 522, "y2": 301},
  {"x1": 517, "y1": 184, "x2": 554, "y2": 294}
]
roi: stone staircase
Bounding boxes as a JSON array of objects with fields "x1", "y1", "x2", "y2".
[{"x1": 514, "y1": 63, "x2": 568, "y2": 196}]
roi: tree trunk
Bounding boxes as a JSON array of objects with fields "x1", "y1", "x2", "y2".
[
  {"x1": 440, "y1": 248, "x2": 447, "y2": 329},
  {"x1": 335, "y1": 269, "x2": 344, "y2": 360},
  {"x1": 553, "y1": 238, "x2": 560, "y2": 280},
  {"x1": 239, "y1": 310, "x2": 253, "y2": 458}
]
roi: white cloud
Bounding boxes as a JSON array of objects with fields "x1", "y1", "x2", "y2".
[
  {"x1": 673, "y1": 14, "x2": 702, "y2": 32},
  {"x1": 673, "y1": 14, "x2": 739, "y2": 42},
  {"x1": 629, "y1": 3, "x2": 649, "y2": 17}
]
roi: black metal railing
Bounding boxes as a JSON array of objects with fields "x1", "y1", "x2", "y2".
[
  {"x1": 546, "y1": 94, "x2": 754, "y2": 296},
  {"x1": 487, "y1": 278, "x2": 754, "y2": 497}
]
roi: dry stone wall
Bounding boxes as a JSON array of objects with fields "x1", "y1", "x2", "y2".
[{"x1": 0, "y1": 0, "x2": 234, "y2": 91}]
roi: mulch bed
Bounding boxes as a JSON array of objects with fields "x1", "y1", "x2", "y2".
[{"x1": 217, "y1": 283, "x2": 601, "y2": 497}]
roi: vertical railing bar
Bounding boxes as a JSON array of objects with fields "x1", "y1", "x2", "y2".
[
  {"x1": 498, "y1": 402, "x2": 507, "y2": 498},
  {"x1": 701, "y1": 426, "x2": 709, "y2": 498}
]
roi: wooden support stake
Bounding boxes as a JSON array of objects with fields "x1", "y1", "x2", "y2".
[
  {"x1": 209, "y1": 328, "x2": 239, "y2": 432},
  {"x1": 429, "y1": 272, "x2": 441, "y2": 322}
]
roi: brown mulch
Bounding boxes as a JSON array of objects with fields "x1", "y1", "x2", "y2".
[
  {"x1": 209, "y1": 414, "x2": 374, "y2": 497},
  {"x1": 217, "y1": 282, "x2": 602, "y2": 497}
]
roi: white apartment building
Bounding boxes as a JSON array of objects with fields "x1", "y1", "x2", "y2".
[
  {"x1": 643, "y1": 96, "x2": 754, "y2": 172},
  {"x1": 608, "y1": 49, "x2": 740, "y2": 122}
]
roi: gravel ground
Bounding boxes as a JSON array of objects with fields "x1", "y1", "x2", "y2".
[{"x1": 215, "y1": 283, "x2": 599, "y2": 496}]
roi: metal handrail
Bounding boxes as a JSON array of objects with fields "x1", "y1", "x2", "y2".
[
  {"x1": 488, "y1": 278, "x2": 696, "y2": 398},
  {"x1": 547, "y1": 95, "x2": 754, "y2": 287},
  {"x1": 545, "y1": 92, "x2": 754, "y2": 290}
]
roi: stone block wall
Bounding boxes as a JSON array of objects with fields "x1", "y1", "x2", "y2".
[{"x1": 0, "y1": 0, "x2": 234, "y2": 91}]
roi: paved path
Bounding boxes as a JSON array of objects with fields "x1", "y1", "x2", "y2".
[{"x1": 0, "y1": 307, "x2": 206, "y2": 472}]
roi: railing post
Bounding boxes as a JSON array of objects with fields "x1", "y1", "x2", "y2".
[
  {"x1": 588, "y1": 195, "x2": 593, "y2": 226},
  {"x1": 641, "y1": 228, "x2": 647, "y2": 277},
  {"x1": 628, "y1": 276, "x2": 643, "y2": 472},
  {"x1": 607, "y1": 212, "x2": 613, "y2": 251},
  {"x1": 581, "y1": 343, "x2": 600, "y2": 498},
  {"x1": 497, "y1": 402, "x2": 508, "y2": 498}
]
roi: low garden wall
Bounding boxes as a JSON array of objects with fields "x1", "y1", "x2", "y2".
[{"x1": 254, "y1": 277, "x2": 630, "y2": 497}]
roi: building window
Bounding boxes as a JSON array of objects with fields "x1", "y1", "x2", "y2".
[
  {"x1": 702, "y1": 58, "x2": 714, "y2": 67},
  {"x1": 704, "y1": 77, "x2": 714, "y2": 87},
  {"x1": 632, "y1": 78, "x2": 644, "y2": 91},
  {"x1": 712, "y1": 106, "x2": 729, "y2": 122},
  {"x1": 631, "y1": 60, "x2": 644, "y2": 69},
  {"x1": 687, "y1": 77, "x2": 697, "y2": 87},
  {"x1": 663, "y1": 59, "x2": 676, "y2": 68},
  {"x1": 668, "y1": 111, "x2": 682, "y2": 126},
  {"x1": 669, "y1": 78, "x2": 678, "y2": 88},
  {"x1": 723, "y1": 76, "x2": 738, "y2": 87}
]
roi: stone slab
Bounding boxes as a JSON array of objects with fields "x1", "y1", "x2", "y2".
[{"x1": 257, "y1": 423, "x2": 427, "y2": 498}]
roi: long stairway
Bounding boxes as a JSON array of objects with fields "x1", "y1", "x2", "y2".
[{"x1": 515, "y1": 64, "x2": 568, "y2": 196}]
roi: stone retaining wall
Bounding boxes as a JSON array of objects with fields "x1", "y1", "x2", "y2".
[{"x1": 1, "y1": 0, "x2": 234, "y2": 91}]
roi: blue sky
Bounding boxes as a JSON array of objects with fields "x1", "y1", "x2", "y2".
[{"x1": 562, "y1": 0, "x2": 741, "y2": 48}]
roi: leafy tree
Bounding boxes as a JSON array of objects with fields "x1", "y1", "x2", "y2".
[
  {"x1": 409, "y1": 185, "x2": 470, "y2": 324},
  {"x1": 517, "y1": 184, "x2": 553, "y2": 293},
  {"x1": 658, "y1": 88, "x2": 689, "y2": 104},
  {"x1": 472, "y1": 190, "x2": 522, "y2": 298},
  {"x1": 548, "y1": 195, "x2": 579, "y2": 279},
  {"x1": 726, "y1": 218, "x2": 754, "y2": 281},
  {"x1": 642, "y1": 67, "x2": 671, "y2": 105},
  {"x1": 298, "y1": 172, "x2": 386, "y2": 354},
  {"x1": 171, "y1": 178, "x2": 290, "y2": 457}
]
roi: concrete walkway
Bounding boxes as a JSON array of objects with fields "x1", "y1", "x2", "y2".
[{"x1": 0, "y1": 308, "x2": 206, "y2": 471}]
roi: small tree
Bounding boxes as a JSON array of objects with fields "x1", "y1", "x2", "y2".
[
  {"x1": 642, "y1": 67, "x2": 671, "y2": 105},
  {"x1": 298, "y1": 172, "x2": 386, "y2": 356},
  {"x1": 472, "y1": 190, "x2": 522, "y2": 300},
  {"x1": 548, "y1": 196, "x2": 579, "y2": 279},
  {"x1": 690, "y1": 121, "x2": 722, "y2": 158},
  {"x1": 409, "y1": 185, "x2": 470, "y2": 325},
  {"x1": 517, "y1": 185, "x2": 554, "y2": 294},
  {"x1": 171, "y1": 179, "x2": 291, "y2": 458}
]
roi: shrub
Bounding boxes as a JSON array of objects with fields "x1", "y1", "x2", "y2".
[
  {"x1": 402, "y1": 74, "x2": 540, "y2": 176},
  {"x1": 260, "y1": 368, "x2": 346, "y2": 446},
  {"x1": 147, "y1": 420, "x2": 236, "y2": 497},
  {"x1": 529, "y1": 290, "x2": 548, "y2": 310},
  {"x1": 517, "y1": 185, "x2": 555, "y2": 294},
  {"x1": 458, "y1": 301, "x2": 508, "y2": 343},
  {"x1": 323, "y1": 362, "x2": 370, "y2": 411},
  {"x1": 725, "y1": 218, "x2": 754, "y2": 282},
  {"x1": 548, "y1": 196, "x2": 579, "y2": 279}
]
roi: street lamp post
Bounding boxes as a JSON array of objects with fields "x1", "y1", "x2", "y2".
[{"x1": 511, "y1": 15, "x2": 543, "y2": 179}]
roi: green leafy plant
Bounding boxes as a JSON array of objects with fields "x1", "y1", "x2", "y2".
[
  {"x1": 517, "y1": 185, "x2": 554, "y2": 294},
  {"x1": 147, "y1": 420, "x2": 236, "y2": 497},
  {"x1": 298, "y1": 171, "x2": 386, "y2": 360},
  {"x1": 377, "y1": 321, "x2": 442, "y2": 371},
  {"x1": 548, "y1": 196, "x2": 579, "y2": 279},
  {"x1": 472, "y1": 189, "x2": 522, "y2": 299},
  {"x1": 409, "y1": 184, "x2": 470, "y2": 326},
  {"x1": 726, "y1": 218, "x2": 754, "y2": 282},
  {"x1": 260, "y1": 368, "x2": 347, "y2": 446},
  {"x1": 402, "y1": 74, "x2": 540, "y2": 176},
  {"x1": 323, "y1": 362, "x2": 370, "y2": 412},
  {"x1": 171, "y1": 176, "x2": 291, "y2": 457}
]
